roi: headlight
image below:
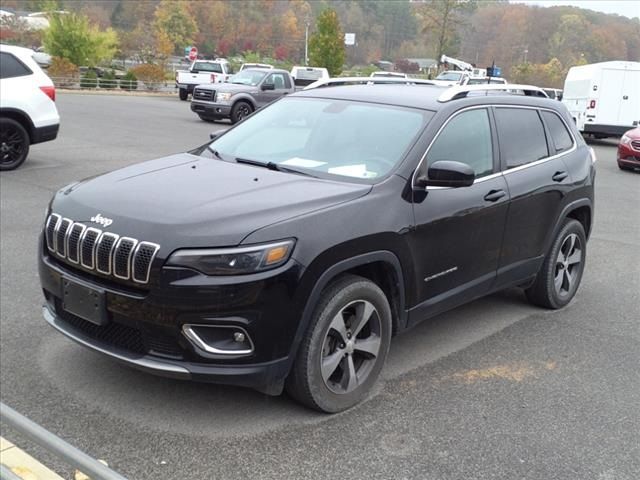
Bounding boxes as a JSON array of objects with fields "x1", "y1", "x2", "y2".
[
  {"x1": 166, "y1": 239, "x2": 295, "y2": 275},
  {"x1": 217, "y1": 92, "x2": 233, "y2": 103},
  {"x1": 620, "y1": 134, "x2": 631, "y2": 145}
]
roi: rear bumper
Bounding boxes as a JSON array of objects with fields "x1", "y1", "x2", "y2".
[
  {"x1": 31, "y1": 123, "x2": 59, "y2": 144},
  {"x1": 584, "y1": 123, "x2": 634, "y2": 137},
  {"x1": 176, "y1": 83, "x2": 196, "y2": 93},
  {"x1": 43, "y1": 304, "x2": 291, "y2": 394},
  {"x1": 191, "y1": 101, "x2": 232, "y2": 118}
]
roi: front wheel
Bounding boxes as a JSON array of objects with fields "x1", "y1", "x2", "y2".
[
  {"x1": 179, "y1": 88, "x2": 188, "y2": 101},
  {"x1": 286, "y1": 274, "x2": 392, "y2": 413},
  {"x1": 0, "y1": 118, "x2": 30, "y2": 171},
  {"x1": 230, "y1": 101, "x2": 253, "y2": 124},
  {"x1": 526, "y1": 219, "x2": 587, "y2": 309}
]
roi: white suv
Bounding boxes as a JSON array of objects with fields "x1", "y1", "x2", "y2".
[{"x1": 0, "y1": 44, "x2": 60, "y2": 170}]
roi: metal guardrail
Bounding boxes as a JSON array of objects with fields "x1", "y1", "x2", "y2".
[
  {"x1": 0, "y1": 402, "x2": 128, "y2": 480},
  {"x1": 48, "y1": 77, "x2": 175, "y2": 92}
]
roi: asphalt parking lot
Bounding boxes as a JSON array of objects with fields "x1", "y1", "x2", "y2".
[{"x1": 1, "y1": 93, "x2": 639, "y2": 480}]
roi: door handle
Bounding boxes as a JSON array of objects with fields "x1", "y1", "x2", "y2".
[
  {"x1": 552, "y1": 171, "x2": 568, "y2": 182},
  {"x1": 484, "y1": 189, "x2": 506, "y2": 202}
]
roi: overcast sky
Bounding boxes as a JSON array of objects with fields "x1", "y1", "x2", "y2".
[{"x1": 511, "y1": 1, "x2": 640, "y2": 19}]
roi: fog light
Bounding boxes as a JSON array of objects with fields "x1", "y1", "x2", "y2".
[{"x1": 182, "y1": 324, "x2": 253, "y2": 355}]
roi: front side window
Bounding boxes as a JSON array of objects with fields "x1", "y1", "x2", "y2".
[
  {"x1": 266, "y1": 73, "x2": 287, "y2": 90},
  {"x1": 205, "y1": 97, "x2": 432, "y2": 181},
  {"x1": 425, "y1": 108, "x2": 494, "y2": 178},
  {"x1": 541, "y1": 110, "x2": 574, "y2": 154},
  {"x1": 0, "y1": 52, "x2": 32, "y2": 79},
  {"x1": 494, "y1": 108, "x2": 549, "y2": 168}
]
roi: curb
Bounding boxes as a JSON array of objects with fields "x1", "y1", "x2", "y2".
[
  {"x1": 1, "y1": 436, "x2": 65, "y2": 480},
  {"x1": 57, "y1": 89, "x2": 176, "y2": 98}
]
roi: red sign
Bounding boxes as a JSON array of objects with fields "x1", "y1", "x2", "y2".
[{"x1": 188, "y1": 46, "x2": 198, "y2": 61}]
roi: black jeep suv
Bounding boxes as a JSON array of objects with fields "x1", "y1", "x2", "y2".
[{"x1": 39, "y1": 84, "x2": 595, "y2": 412}]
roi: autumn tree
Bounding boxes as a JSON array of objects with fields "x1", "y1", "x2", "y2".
[
  {"x1": 417, "y1": 0, "x2": 476, "y2": 60},
  {"x1": 153, "y1": 0, "x2": 198, "y2": 54},
  {"x1": 43, "y1": 12, "x2": 118, "y2": 66},
  {"x1": 308, "y1": 8, "x2": 345, "y2": 75}
]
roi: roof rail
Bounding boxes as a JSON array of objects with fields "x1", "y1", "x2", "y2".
[
  {"x1": 438, "y1": 84, "x2": 549, "y2": 102},
  {"x1": 303, "y1": 76, "x2": 437, "y2": 91}
]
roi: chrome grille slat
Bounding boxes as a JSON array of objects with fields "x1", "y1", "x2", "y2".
[
  {"x1": 45, "y1": 214, "x2": 61, "y2": 251},
  {"x1": 96, "y1": 232, "x2": 119, "y2": 275},
  {"x1": 44, "y1": 214, "x2": 158, "y2": 285},
  {"x1": 132, "y1": 242, "x2": 160, "y2": 284},
  {"x1": 56, "y1": 218, "x2": 73, "y2": 257}
]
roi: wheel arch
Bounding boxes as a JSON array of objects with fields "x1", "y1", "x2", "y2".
[
  {"x1": 0, "y1": 108, "x2": 34, "y2": 142},
  {"x1": 231, "y1": 96, "x2": 256, "y2": 111},
  {"x1": 546, "y1": 199, "x2": 592, "y2": 252},
  {"x1": 287, "y1": 251, "x2": 407, "y2": 371}
]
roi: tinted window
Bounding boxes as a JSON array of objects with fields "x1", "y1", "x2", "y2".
[
  {"x1": 495, "y1": 108, "x2": 549, "y2": 168},
  {"x1": 0, "y1": 52, "x2": 32, "y2": 79},
  {"x1": 192, "y1": 62, "x2": 222, "y2": 73},
  {"x1": 426, "y1": 108, "x2": 493, "y2": 177},
  {"x1": 267, "y1": 73, "x2": 287, "y2": 90},
  {"x1": 541, "y1": 111, "x2": 573, "y2": 154}
]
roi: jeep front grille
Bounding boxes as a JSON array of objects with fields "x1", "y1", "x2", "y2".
[{"x1": 45, "y1": 214, "x2": 160, "y2": 285}]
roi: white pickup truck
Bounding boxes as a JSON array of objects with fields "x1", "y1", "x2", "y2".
[{"x1": 175, "y1": 60, "x2": 233, "y2": 101}]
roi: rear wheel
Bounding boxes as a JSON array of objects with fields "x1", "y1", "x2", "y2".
[
  {"x1": 526, "y1": 219, "x2": 586, "y2": 309},
  {"x1": 0, "y1": 118, "x2": 29, "y2": 171},
  {"x1": 179, "y1": 88, "x2": 188, "y2": 101},
  {"x1": 286, "y1": 274, "x2": 392, "y2": 413},
  {"x1": 230, "y1": 101, "x2": 253, "y2": 124}
]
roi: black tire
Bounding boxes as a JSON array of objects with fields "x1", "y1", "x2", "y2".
[
  {"x1": 286, "y1": 274, "x2": 392, "y2": 413},
  {"x1": 0, "y1": 118, "x2": 30, "y2": 171},
  {"x1": 230, "y1": 101, "x2": 253, "y2": 124},
  {"x1": 526, "y1": 219, "x2": 587, "y2": 309},
  {"x1": 179, "y1": 88, "x2": 188, "y2": 101}
]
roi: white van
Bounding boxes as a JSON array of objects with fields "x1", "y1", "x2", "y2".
[{"x1": 562, "y1": 61, "x2": 640, "y2": 137}]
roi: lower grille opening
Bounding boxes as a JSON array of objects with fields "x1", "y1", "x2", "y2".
[{"x1": 54, "y1": 299, "x2": 183, "y2": 359}]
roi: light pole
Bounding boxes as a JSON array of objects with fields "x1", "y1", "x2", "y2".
[{"x1": 305, "y1": 19, "x2": 310, "y2": 66}]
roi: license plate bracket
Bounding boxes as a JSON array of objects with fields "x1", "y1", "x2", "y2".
[{"x1": 62, "y1": 278, "x2": 107, "y2": 326}]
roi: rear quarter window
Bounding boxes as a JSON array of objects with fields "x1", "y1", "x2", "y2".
[
  {"x1": 494, "y1": 108, "x2": 549, "y2": 168},
  {"x1": 0, "y1": 52, "x2": 32, "y2": 79},
  {"x1": 541, "y1": 110, "x2": 574, "y2": 154}
]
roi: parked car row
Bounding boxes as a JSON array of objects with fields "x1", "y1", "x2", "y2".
[{"x1": 0, "y1": 44, "x2": 59, "y2": 171}]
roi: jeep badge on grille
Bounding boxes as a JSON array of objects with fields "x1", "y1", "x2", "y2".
[{"x1": 90, "y1": 213, "x2": 113, "y2": 227}]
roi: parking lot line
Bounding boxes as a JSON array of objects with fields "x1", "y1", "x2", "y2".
[{"x1": 0, "y1": 436, "x2": 65, "y2": 480}]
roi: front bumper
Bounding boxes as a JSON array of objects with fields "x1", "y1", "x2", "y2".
[
  {"x1": 617, "y1": 144, "x2": 640, "y2": 169},
  {"x1": 191, "y1": 100, "x2": 232, "y2": 118},
  {"x1": 39, "y1": 241, "x2": 306, "y2": 395}
]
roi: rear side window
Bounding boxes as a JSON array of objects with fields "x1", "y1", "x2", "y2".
[
  {"x1": 426, "y1": 108, "x2": 493, "y2": 177},
  {"x1": 0, "y1": 52, "x2": 32, "y2": 79},
  {"x1": 495, "y1": 108, "x2": 549, "y2": 168},
  {"x1": 541, "y1": 110, "x2": 574, "y2": 154}
]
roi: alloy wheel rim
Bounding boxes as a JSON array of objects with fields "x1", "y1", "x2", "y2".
[
  {"x1": 320, "y1": 299, "x2": 382, "y2": 394},
  {"x1": 554, "y1": 233, "x2": 582, "y2": 297},
  {"x1": 0, "y1": 126, "x2": 25, "y2": 165},
  {"x1": 237, "y1": 105, "x2": 249, "y2": 119}
]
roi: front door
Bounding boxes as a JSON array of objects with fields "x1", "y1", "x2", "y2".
[{"x1": 408, "y1": 107, "x2": 510, "y2": 322}]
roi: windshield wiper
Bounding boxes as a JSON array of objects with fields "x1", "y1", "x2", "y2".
[
  {"x1": 206, "y1": 146, "x2": 225, "y2": 160},
  {"x1": 235, "y1": 157, "x2": 316, "y2": 177}
]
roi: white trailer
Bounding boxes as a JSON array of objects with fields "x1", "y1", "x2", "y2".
[{"x1": 562, "y1": 61, "x2": 640, "y2": 137}]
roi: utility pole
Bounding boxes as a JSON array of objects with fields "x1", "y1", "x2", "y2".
[{"x1": 305, "y1": 18, "x2": 310, "y2": 66}]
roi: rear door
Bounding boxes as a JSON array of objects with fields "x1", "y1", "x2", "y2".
[
  {"x1": 620, "y1": 68, "x2": 640, "y2": 127},
  {"x1": 597, "y1": 68, "x2": 624, "y2": 126},
  {"x1": 494, "y1": 106, "x2": 574, "y2": 288}
]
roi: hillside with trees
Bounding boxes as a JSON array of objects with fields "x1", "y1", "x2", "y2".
[{"x1": 1, "y1": 0, "x2": 638, "y2": 87}]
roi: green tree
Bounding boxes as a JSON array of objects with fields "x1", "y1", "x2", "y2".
[
  {"x1": 417, "y1": 0, "x2": 476, "y2": 60},
  {"x1": 308, "y1": 8, "x2": 345, "y2": 76},
  {"x1": 43, "y1": 12, "x2": 118, "y2": 66},
  {"x1": 153, "y1": 0, "x2": 198, "y2": 54}
]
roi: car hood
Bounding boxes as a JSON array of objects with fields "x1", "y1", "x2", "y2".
[
  {"x1": 51, "y1": 153, "x2": 371, "y2": 249},
  {"x1": 211, "y1": 83, "x2": 257, "y2": 94}
]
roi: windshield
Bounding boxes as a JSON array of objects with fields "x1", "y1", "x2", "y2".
[
  {"x1": 436, "y1": 72, "x2": 462, "y2": 81},
  {"x1": 205, "y1": 97, "x2": 431, "y2": 181},
  {"x1": 229, "y1": 69, "x2": 267, "y2": 86}
]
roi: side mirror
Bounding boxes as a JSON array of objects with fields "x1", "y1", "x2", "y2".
[
  {"x1": 415, "y1": 161, "x2": 475, "y2": 188},
  {"x1": 261, "y1": 82, "x2": 275, "y2": 91},
  {"x1": 209, "y1": 129, "x2": 228, "y2": 140}
]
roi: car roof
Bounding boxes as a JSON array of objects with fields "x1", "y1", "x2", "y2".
[{"x1": 293, "y1": 84, "x2": 562, "y2": 112}]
